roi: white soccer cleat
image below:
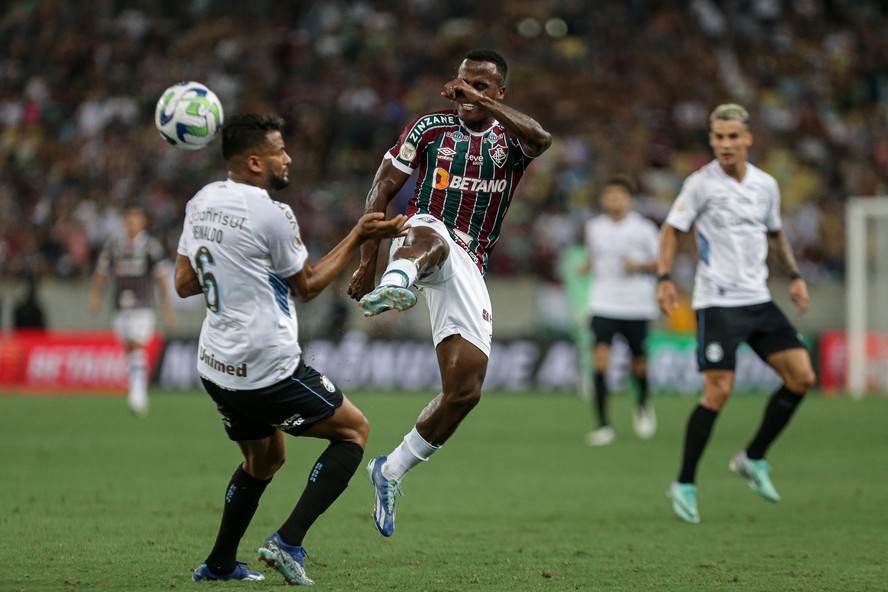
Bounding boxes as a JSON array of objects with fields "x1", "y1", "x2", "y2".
[
  {"x1": 633, "y1": 404, "x2": 657, "y2": 440},
  {"x1": 585, "y1": 425, "x2": 616, "y2": 446}
]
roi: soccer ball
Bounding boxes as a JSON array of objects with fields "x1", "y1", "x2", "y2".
[{"x1": 154, "y1": 81, "x2": 224, "y2": 150}]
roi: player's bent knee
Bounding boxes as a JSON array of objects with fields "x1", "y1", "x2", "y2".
[
  {"x1": 701, "y1": 388, "x2": 732, "y2": 411},
  {"x1": 788, "y1": 369, "x2": 816, "y2": 394},
  {"x1": 244, "y1": 453, "x2": 285, "y2": 480},
  {"x1": 351, "y1": 413, "x2": 371, "y2": 447}
]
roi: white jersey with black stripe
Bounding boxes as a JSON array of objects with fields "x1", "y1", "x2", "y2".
[
  {"x1": 177, "y1": 180, "x2": 308, "y2": 390},
  {"x1": 665, "y1": 160, "x2": 782, "y2": 309}
]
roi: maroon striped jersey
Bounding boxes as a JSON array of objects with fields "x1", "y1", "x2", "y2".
[
  {"x1": 386, "y1": 109, "x2": 537, "y2": 275},
  {"x1": 95, "y1": 231, "x2": 168, "y2": 311}
]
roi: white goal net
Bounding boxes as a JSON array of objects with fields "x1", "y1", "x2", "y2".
[{"x1": 845, "y1": 197, "x2": 888, "y2": 396}]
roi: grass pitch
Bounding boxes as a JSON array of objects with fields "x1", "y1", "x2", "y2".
[{"x1": 2, "y1": 390, "x2": 886, "y2": 591}]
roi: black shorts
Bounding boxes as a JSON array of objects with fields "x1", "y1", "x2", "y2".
[
  {"x1": 590, "y1": 316, "x2": 649, "y2": 357},
  {"x1": 200, "y1": 358, "x2": 344, "y2": 441},
  {"x1": 695, "y1": 302, "x2": 806, "y2": 371}
]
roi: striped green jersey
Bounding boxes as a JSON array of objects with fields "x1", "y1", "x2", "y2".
[{"x1": 386, "y1": 109, "x2": 536, "y2": 275}]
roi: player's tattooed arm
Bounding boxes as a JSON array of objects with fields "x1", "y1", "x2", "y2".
[
  {"x1": 767, "y1": 229, "x2": 802, "y2": 279},
  {"x1": 768, "y1": 229, "x2": 809, "y2": 314}
]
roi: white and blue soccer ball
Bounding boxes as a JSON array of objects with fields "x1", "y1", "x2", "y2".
[{"x1": 154, "y1": 81, "x2": 224, "y2": 150}]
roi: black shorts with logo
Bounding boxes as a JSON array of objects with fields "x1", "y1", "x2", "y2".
[
  {"x1": 695, "y1": 301, "x2": 806, "y2": 371},
  {"x1": 590, "y1": 316, "x2": 649, "y2": 357},
  {"x1": 201, "y1": 358, "x2": 344, "y2": 441}
]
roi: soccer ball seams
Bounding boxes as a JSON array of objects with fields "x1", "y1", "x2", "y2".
[{"x1": 154, "y1": 81, "x2": 224, "y2": 150}]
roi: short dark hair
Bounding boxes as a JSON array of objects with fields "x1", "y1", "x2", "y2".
[
  {"x1": 603, "y1": 174, "x2": 637, "y2": 195},
  {"x1": 464, "y1": 49, "x2": 508, "y2": 87},
  {"x1": 222, "y1": 114, "x2": 285, "y2": 160},
  {"x1": 122, "y1": 201, "x2": 145, "y2": 214}
]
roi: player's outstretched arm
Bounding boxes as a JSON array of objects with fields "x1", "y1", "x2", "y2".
[
  {"x1": 174, "y1": 255, "x2": 202, "y2": 298},
  {"x1": 347, "y1": 160, "x2": 411, "y2": 301},
  {"x1": 656, "y1": 224, "x2": 682, "y2": 316},
  {"x1": 442, "y1": 79, "x2": 552, "y2": 157},
  {"x1": 292, "y1": 212, "x2": 408, "y2": 303}
]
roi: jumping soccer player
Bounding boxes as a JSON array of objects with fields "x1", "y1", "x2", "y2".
[{"x1": 347, "y1": 49, "x2": 552, "y2": 536}]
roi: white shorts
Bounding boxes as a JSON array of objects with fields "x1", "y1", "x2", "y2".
[
  {"x1": 391, "y1": 215, "x2": 493, "y2": 357},
  {"x1": 113, "y1": 308, "x2": 156, "y2": 346}
]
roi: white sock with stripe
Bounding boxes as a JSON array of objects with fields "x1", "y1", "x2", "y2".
[{"x1": 380, "y1": 258, "x2": 418, "y2": 288}]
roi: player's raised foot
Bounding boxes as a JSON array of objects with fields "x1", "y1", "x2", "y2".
[
  {"x1": 632, "y1": 404, "x2": 657, "y2": 440},
  {"x1": 367, "y1": 455, "x2": 402, "y2": 537},
  {"x1": 192, "y1": 561, "x2": 264, "y2": 582},
  {"x1": 257, "y1": 532, "x2": 314, "y2": 586},
  {"x1": 668, "y1": 481, "x2": 700, "y2": 524},
  {"x1": 729, "y1": 451, "x2": 781, "y2": 502},
  {"x1": 585, "y1": 425, "x2": 616, "y2": 446},
  {"x1": 359, "y1": 285, "x2": 417, "y2": 318}
]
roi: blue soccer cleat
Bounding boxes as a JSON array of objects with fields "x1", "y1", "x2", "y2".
[
  {"x1": 668, "y1": 481, "x2": 701, "y2": 524},
  {"x1": 192, "y1": 561, "x2": 264, "y2": 582},
  {"x1": 257, "y1": 532, "x2": 314, "y2": 586},
  {"x1": 367, "y1": 455, "x2": 402, "y2": 537},
  {"x1": 359, "y1": 286, "x2": 417, "y2": 317},
  {"x1": 729, "y1": 451, "x2": 781, "y2": 502}
]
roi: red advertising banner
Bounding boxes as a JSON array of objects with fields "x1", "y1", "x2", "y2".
[
  {"x1": 0, "y1": 330, "x2": 163, "y2": 393},
  {"x1": 818, "y1": 329, "x2": 888, "y2": 394}
]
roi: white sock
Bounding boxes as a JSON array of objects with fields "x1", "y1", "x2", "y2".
[
  {"x1": 382, "y1": 427, "x2": 440, "y2": 481},
  {"x1": 380, "y1": 258, "x2": 418, "y2": 288},
  {"x1": 128, "y1": 349, "x2": 148, "y2": 412}
]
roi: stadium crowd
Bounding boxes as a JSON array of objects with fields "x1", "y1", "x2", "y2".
[{"x1": 1, "y1": 0, "x2": 885, "y2": 286}]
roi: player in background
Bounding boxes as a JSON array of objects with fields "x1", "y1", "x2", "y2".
[
  {"x1": 89, "y1": 203, "x2": 174, "y2": 416},
  {"x1": 581, "y1": 175, "x2": 659, "y2": 446},
  {"x1": 658, "y1": 104, "x2": 816, "y2": 524},
  {"x1": 347, "y1": 49, "x2": 552, "y2": 537},
  {"x1": 176, "y1": 114, "x2": 407, "y2": 583}
]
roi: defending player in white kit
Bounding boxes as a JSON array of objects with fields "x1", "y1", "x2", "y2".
[
  {"x1": 658, "y1": 104, "x2": 816, "y2": 524},
  {"x1": 582, "y1": 175, "x2": 659, "y2": 446}
]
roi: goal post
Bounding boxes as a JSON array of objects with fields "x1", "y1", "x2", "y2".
[{"x1": 845, "y1": 197, "x2": 888, "y2": 397}]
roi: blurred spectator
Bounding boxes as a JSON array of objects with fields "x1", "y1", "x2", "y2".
[
  {"x1": 13, "y1": 273, "x2": 47, "y2": 330},
  {"x1": 0, "y1": 0, "x2": 886, "y2": 286}
]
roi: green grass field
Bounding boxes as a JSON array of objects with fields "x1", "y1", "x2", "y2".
[{"x1": 2, "y1": 390, "x2": 886, "y2": 591}]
